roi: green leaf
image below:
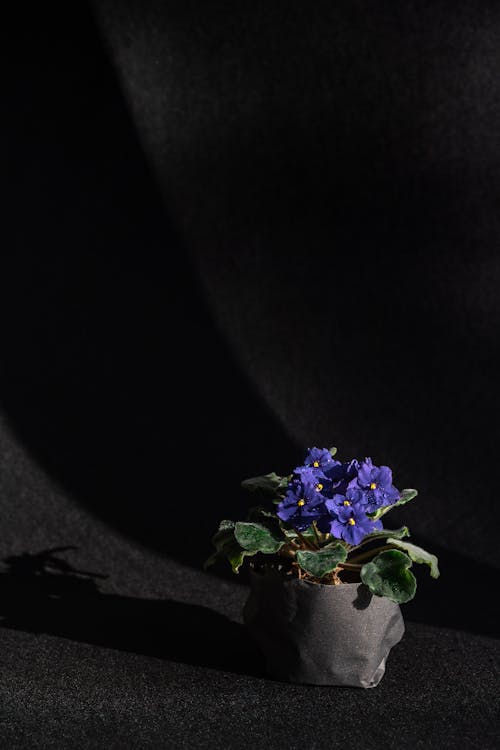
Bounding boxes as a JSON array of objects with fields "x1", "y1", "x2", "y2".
[
  {"x1": 280, "y1": 523, "x2": 299, "y2": 539},
  {"x1": 241, "y1": 472, "x2": 289, "y2": 498},
  {"x1": 361, "y1": 549, "x2": 417, "y2": 603},
  {"x1": 225, "y1": 545, "x2": 251, "y2": 573},
  {"x1": 350, "y1": 526, "x2": 410, "y2": 549},
  {"x1": 296, "y1": 544, "x2": 347, "y2": 578},
  {"x1": 203, "y1": 519, "x2": 234, "y2": 569},
  {"x1": 247, "y1": 505, "x2": 280, "y2": 528},
  {"x1": 278, "y1": 475, "x2": 292, "y2": 490},
  {"x1": 204, "y1": 520, "x2": 251, "y2": 573},
  {"x1": 328, "y1": 446, "x2": 338, "y2": 457},
  {"x1": 206, "y1": 519, "x2": 235, "y2": 558},
  {"x1": 396, "y1": 488, "x2": 418, "y2": 506},
  {"x1": 368, "y1": 488, "x2": 418, "y2": 521},
  {"x1": 387, "y1": 539, "x2": 440, "y2": 579},
  {"x1": 247, "y1": 508, "x2": 294, "y2": 548},
  {"x1": 234, "y1": 521, "x2": 285, "y2": 554}
]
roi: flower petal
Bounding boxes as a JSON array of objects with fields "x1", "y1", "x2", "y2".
[
  {"x1": 357, "y1": 458, "x2": 376, "y2": 487},
  {"x1": 329, "y1": 520, "x2": 345, "y2": 539},
  {"x1": 343, "y1": 523, "x2": 366, "y2": 545},
  {"x1": 377, "y1": 465, "x2": 393, "y2": 489},
  {"x1": 346, "y1": 487, "x2": 365, "y2": 505}
]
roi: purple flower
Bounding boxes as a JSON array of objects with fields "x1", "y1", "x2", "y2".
[
  {"x1": 277, "y1": 478, "x2": 326, "y2": 531},
  {"x1": 292, "y1": 465, "x2": 335, "y2": 499},
  {"x1": 301, "y1": 447, "x2": 336, "y2": 470},
  {"x1": 318, "y1": 502, "x2": 383, "y2": 545},
  {"x1": 293, "y1": 466, "x2": 328, "y2": 484},
  {"x1": 349, "y1": 457, "x2": 400, "y2": 511},
  {"x1": 324, "y1": 486, "x2": 366, "y2": 511},
  {"x1": 323, "y1": 459, "x2": 359, "y2": 495},
  {"x1": 294, "y1": 450, "x2": 355, "y2": 499}
]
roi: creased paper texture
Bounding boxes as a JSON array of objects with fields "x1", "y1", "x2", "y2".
[{"x1": 244, "y1": 569, "x2": 404, "y2": 687}]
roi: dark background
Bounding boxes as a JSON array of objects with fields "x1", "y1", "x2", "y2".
[
  {"x1": 0, "y1": 2, "x2": 499, "y2": 747},
  {"x1": 3, "y1": 0, "x2": 500, "y2": 566}
]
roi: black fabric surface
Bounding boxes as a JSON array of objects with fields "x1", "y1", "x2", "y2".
[
  {"x1": 0, "y1": 419, "x2": 499, "y2": 748},
  {"x1": 1, "y1": 1, "x2": 500, "y2": 746},
  {"x1": 93, "y1": 0, "x2": 500, "y2": 568},
  {"x1": 1, "y1": 624, "x2": 498, "y2": 749}
]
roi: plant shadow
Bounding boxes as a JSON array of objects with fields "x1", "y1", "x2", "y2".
[
  {"x1": 1, "y1": 543, "x2": 497, "y2": 678},
  {"x1": 0, "y1": 548, "x2": 264, "y2": 677}
]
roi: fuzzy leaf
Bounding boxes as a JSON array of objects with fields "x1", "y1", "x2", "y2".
[
  {"x1": 204, "y1": 520, "x2": 251, "y2": 573},
  {"x1": 361, "y1": 549, "x2": 417, "y2": 603},
  {"x1": 234, "y1": 521, "x2": 285, "y2": 554},
  {"x1": 387, "y1": 539, "x2": 440, "y2": 578},
  {"x1": 206, "y1": 520, "x2": 235, "y2": 559},
  {"x1": 296, "y1": 544, "x2": 347, "y2": 578},
  {"x1": 246, "y1": 508, "x2": 288, "y2": 545},
  {"x1": 351, "y1": 526, "x2": 410, "y2": 549},
  {"x1": 396, "y1": 488, "x2": 418, "y2": 506},
  {"x1": 247, "y1": 505, "x2": 280, "y2": 528},
  {"x1": 225, "y1": 546, "x2": 251, "y2": 573},
  {"x1": 241, "y1": 472, "x2": 289, "y2": 498},
  {"x1": 278, "y1": 475, "x2": 292, "y2": 490},
  {"x1": 368, "y1": 488, "x2": 418, "y2": 521},
  {"x1": 329, "y1": 446, "x2": 338, "y2": 457}
]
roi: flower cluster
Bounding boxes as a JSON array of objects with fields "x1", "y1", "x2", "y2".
[
  {"x1": 277, "y1": 448, "x2": 400, "y2": 545},
  {"x1": 207, "y1": 444, "x2": 438, "y2": 601}
]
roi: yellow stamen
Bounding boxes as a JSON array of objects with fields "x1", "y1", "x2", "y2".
[
  {"x1": 313, "y1": 461, "x2": 320, "y2": 468},
  {"x1": 369, "y1": 482, "x2": 377, "y2": 490},
  {"x1": 343, "y1": 500, "x2": 351, "y2": 506},
  {"x1": 348, "y1": 518, "x2": 356, "y2": 526},
  {"x1": 297, "y1": 499, "x2": 306, "y2": 507},
  {"x1": 315, "y1": 483, "x2": 323, "y2": 492}
]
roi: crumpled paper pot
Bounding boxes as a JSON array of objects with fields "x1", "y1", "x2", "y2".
[{"x1": 243, "y1": 568, "x2": 405, "y2": 687}]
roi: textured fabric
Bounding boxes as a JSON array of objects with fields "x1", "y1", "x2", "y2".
[
  {"x1": 1, "y1": 622, "x2": 499, "y2": 750},
  {"x1": 0, "y1": 415, "x2": 499, "y2": 747},
  {"x1": 91, "y1": 0, "x2": 500, "y2": 568},
  {"x1": 1, "y1": 1, "x2": 500, "y2": 745},
  {"x1": 244, "y1": 570, "x2": 404, "y2": 687}
]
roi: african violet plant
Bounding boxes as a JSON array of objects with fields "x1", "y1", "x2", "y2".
[{"x1": 206, "y1": 447, "x2": 439, "y2": 603}]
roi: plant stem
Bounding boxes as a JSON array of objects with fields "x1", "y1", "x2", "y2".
[
  {"x1": 348, "y1": 534, "x2": 388, "y2": 553},
  {"x1": 338, "y1": 562, "x2": 362, "y2": 570},
  {"x1": 347, "y1": 544, "x2": 393, "y2": 565},
  {"x1": 312, "y1": 522, "x2": 322, "y2": 546},
  {"x1": 295, "y1": 530, "x2": 316, "y2": 550}
]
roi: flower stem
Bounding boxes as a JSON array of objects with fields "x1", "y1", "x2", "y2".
[
  {"x1": 348, "y1": 536, "x2": 383, "y2": 553},
  {"x1": 347, "y1": 544, "x2": 393, "y2": 565},
  {"x1": 295, "y1": 530, "x2": 316, "y2": 550},
  {"x1": 312, "y1": 522, "x2": 322, "y2": 547}
]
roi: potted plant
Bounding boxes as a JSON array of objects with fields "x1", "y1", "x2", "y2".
[{"x1": 205, "y1": 446, "x2": 439, "y2": 688}]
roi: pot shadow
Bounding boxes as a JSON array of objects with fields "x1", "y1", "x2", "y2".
[
  {"x1": 0, "y1": 548, "x2": 264, "y2": 677},
  {"x1": 1, "y1": 544, "x2": 497, "y2": 673}
]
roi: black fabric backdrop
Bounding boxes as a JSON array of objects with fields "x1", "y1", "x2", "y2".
[{"x1": 1, "y1": 1, "x2": 499, "y2": 747}]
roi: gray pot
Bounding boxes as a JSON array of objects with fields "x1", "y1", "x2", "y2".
[{"x1": 243, "y1": 568, "x2": 405, "y2": 687}]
